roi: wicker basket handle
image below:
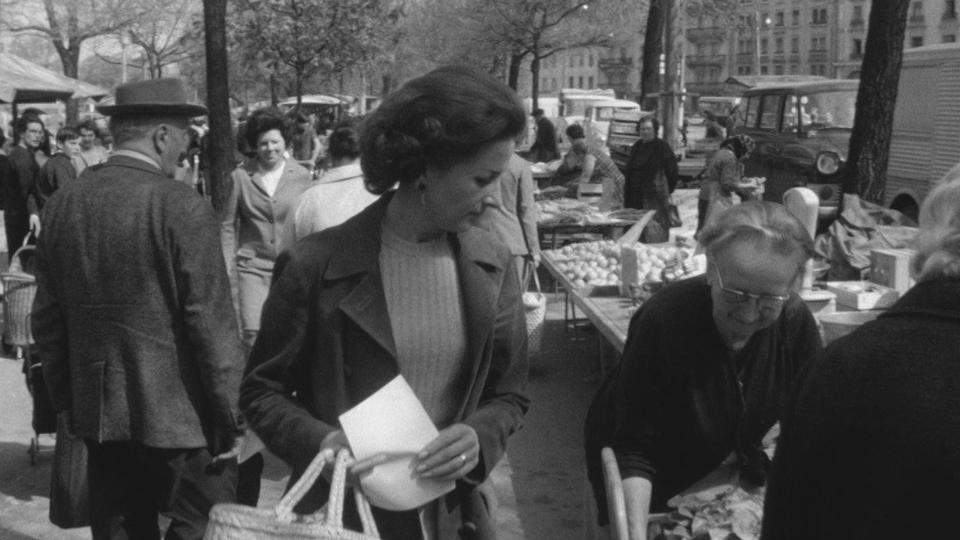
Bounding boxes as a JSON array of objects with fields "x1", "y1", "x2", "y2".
[
  {"x1": 326, "y1": 449, "x2": 380, "y2": 536},
  {"x1": 273, "y1": 447, "x2": 380, "y2": 536}
]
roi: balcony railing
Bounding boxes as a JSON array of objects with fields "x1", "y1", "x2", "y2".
[
  {"x1": 686, "y1": 27, "x2": 726, "y2": 42},
  {"x1": 808, "y1": 51, "x2": 829, "y2": 62},
  {"x1": 686, "y1": 54, "x2": 726, "y2": 67},
  {"x1": 598, "y1": 57, "x2": 633, "y2": 71},
  {"x1": 909, "y1": 14, "x2": 926, "y2": 25}
]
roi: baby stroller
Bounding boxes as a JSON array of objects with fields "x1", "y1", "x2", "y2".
[{"x1": 1, "y1": 241, "x2": 55, "y2": 464}]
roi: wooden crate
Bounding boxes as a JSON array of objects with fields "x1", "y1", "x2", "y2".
[
  {"x1": 826, "y1": 280, "x2": 900, "y2": 311},
  {"x1": 870, "y1": 248, "x2": 915, "y2": 294}
]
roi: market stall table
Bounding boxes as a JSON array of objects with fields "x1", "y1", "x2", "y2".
[{"x1": 541, "y1": 253, "x2": 633, "y2": 362}]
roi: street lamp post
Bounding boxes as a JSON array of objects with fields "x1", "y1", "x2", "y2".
[{"x1": 754, "y1": 3, "x2": 771, "y2": 75}]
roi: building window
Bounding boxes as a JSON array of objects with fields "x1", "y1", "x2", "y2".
[
  {"x1": 775, "y1": 11, "x2": 784, "y2": 26},
  {"x1": 946, "y1": 35, "x2": 957, "y2": 43},
  {"x1": 588, "y1": 75, "x2": 594, "y2": 88},
  {"x1": 790, "y1": 64, "x2": 799, "y2": 74},
  {"x1": 579, "y1": 54, "x2": 585, "y2": 67},
  {"x1": 792, "y1": 9, "x2": 800, "y2": 25},
  {"x1": 577, "y1": 76, "x2": 583, "y2": 87},
  {"x1": 911, "y1": 36, "x2": 924, "y2": 47},
  {"x1": 812, "y1": 8, "x2": 827, "y2": 25},
  {"x1": 542, "y1": 77, "x2": 548, "y2": 88},
  {"x1": 791, "y1": 37, "x2": 799, "y2": 53},
  {"x1": 912, "y1": 2, "x2": 923, "y2": 18},
  {"x1": 588, "y1": 53, "x2": 594, "y2": 67},
  {"x1": 775, "y1": 37, "x2": 784, "y2": 53},
  {"x1": 774, "y1": 64, "x2": 784, "y2": 75},
  {"x1": 761, "y1": 65, "x2": 769, "y2": 75},
  {"x1": 853, "y1": 38, "x2": 863, "y2": 57},
  {"x1": 569, "y1": 76, "x2": 574, "y2": 87},
  {"x1": 947, "y1": 0, "x2": 958, "y2": 19},
  {"x1": 853, "y1": 5, "x2": 863, "y2": 21},
  {"x1": 761, "y1": 37, "x2": 769, "y2": 54}
]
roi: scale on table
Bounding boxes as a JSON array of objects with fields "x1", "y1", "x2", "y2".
[{"x1": 782, "y1": 187, "x2": 836, "y2": 316}]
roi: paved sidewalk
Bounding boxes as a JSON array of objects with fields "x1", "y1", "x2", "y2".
[{"x1": 0, "y1": 289, "x2": 608, "y2": 539}]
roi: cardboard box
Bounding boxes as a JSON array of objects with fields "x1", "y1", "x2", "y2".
[
  {"x1": 870, "y1": 248, "x2": 915, "y2": 294},
  {"x1": 826, "y1": 281, "x2": 900, "y2": 311}
]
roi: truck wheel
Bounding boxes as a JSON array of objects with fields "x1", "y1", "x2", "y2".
[{"x1": 890, "y1": 195, "x2": 919, "y2": 223}]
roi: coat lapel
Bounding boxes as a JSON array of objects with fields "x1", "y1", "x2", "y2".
[
  {"x1": 455, "y1": 227, "x2": 507, "y2": 392},
  {"x1": 325, "y1": 195, "x2": 508, "y2": 396},
  {"x1": 326, "y1": 197, "x2": 398, "y2": 360}
]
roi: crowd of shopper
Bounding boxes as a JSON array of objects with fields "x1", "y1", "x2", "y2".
[{"x1": 8, "y1": 66, "x2": 960, "y2": 540}]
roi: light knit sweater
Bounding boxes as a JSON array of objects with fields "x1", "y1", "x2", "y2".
[{"x1": 379, "y1": 224, "x2": 468, "y2": 427}]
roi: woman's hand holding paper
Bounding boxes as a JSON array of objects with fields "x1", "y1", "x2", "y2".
[
  {"x1": 320, "y1": 429, "x2": 390, "y2": 486},
  {"x1": 413, "y1": 423, "x2": 480, "y2": 481}
]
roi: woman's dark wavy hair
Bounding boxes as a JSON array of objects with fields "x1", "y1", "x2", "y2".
[
  {"x1": 244, "y1": 107, "x2": 292, "y2": 150},
  {"x1": 328, "y1": 121, "x2": 360, "y2": 161},
  {"x1": 359, "y1": 65, "x2": 526, "y2": 194}
]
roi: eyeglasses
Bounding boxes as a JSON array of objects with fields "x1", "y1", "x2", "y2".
[{"x1": 713, "y1": 267, "x2": 790, "y2": 315}]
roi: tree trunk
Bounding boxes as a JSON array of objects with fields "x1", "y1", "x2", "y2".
[
  {"x1": 203, "y1": 0, "x2": 235, "y2": 216},
  {"x1": 661, "y1": 0, "x2": 681, "y2": 152},
  {"x1": 640, "y1": 0, "x2": 665, "y2": 110},
  {"x1": 842, "y1": 0, "x2": 910, "y2": 203},
  {"x1": 507, "y1": 51, "x2": 524, "y2": 91},
  {"x1": 55, "y1": 42, "x2": 82, "y2": 124},
  {"x1": 295, "y1": 65, "x2": 303, "y2": 109},
  {"x1": 530, "y1": 54, "x2": 541, "y2": 111}
]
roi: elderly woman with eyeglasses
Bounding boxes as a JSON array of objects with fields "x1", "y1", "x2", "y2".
[{"x1": 584, "y1": 201, "x2": 823, "y2": 540}]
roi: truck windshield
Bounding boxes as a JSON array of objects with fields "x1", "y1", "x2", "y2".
[{"x1": 794, "y1": 90, "x2": 857, "y2": 131}]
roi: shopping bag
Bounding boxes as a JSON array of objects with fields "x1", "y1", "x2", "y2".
[
  {"x1": 522, "y1": 260, "x2": 546, "y2": 356},
  {"x1": 49, "y1": 413, "x2": 90, "y2": 528},
  {"x1": 205, "y1": 448, "x2": 381, "y2": 540},
  {"x1": 667, "y1": 203, "x2": 682, "y2": 228}
]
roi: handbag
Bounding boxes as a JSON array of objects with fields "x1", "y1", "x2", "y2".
[
  {"x1": 667, "y1": 198, "x2": 682, "y2": 228},
  {"x1": 49, "y1": 413, "x2": 90, "y2": 529},
  {"x1": 205, "y1": 448, "x2": 381, "y2": 540},
  {"x1": 522, "y1": 260, "x2": 546, "y2": 356}
]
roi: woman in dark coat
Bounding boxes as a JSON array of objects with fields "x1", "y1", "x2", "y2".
[
  {"x1": 761, "y1": 170, "x2": 960, "y2": 540},
  {"x1": 624, "y1": 116, "x2": 679, "y2": 243},
  {"x1": 241, "y1": 66, "x2": 530, "y2": 540},
  {"x1": 584, "y1": 201, "x2": 823, "y2": 539}
]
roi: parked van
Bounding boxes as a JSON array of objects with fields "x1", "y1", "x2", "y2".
[
  {"x1": 885, "y1": 42, "x2": 960, "y2": 221},
  {"x1": 736, "y1": 79, "x2": 858, "y2": 220}
]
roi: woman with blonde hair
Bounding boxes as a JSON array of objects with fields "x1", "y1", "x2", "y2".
[{"x1": 762, "y1": 169, "x2": 960, "y2": 539}]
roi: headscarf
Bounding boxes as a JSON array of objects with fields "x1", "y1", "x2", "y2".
[{"x1": 721, "y1": 134, "x2": 756, "y2": 159}]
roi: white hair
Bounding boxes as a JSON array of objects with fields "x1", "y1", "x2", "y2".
[{"x1": 912, "y1": 164, "x2": 960, "y2": 282}]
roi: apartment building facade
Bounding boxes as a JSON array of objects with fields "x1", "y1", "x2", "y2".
[{"x1": 533, "y1": 0, "x2": 960, "y2": 100}]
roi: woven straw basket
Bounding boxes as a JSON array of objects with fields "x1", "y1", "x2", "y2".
[
  {"x1": 204, "y1": 449, "x2": 380, "y2": 540},
  {"x1": 523, "y1": 263, "x2": 546, "y2": 356}
]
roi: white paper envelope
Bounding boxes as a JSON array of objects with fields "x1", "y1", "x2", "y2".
[{"x1": 339, "y1": 375, "x2": 455, "y2": 511}]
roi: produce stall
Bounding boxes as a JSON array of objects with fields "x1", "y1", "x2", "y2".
[
  {"x1": 541, "y1": 239, "x2": 705, "y2": 353},
  {"x1": 536, "y1": 198, "x2": 649, "y2": 249}
]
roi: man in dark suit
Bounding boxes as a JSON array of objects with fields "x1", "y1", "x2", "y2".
[
  {"x1": 3, "y1": 114, "x2": 44, "y2": 258},
  {"x1": 34, "y1": 78, "x2": 246, "y2": 540},
  {"x1": 529, "y1": 108, "x2": 559, "y2": 163}
]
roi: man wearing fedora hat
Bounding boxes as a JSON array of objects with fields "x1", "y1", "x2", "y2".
[{"x1": 33, "y1": 78, "x2": 245, "y2": 540}]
